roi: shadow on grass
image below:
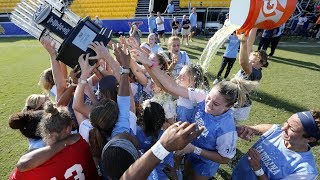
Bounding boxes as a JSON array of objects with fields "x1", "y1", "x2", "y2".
[
  {"x1": 251, "y1": 91, "x2": 307, "y2": 113},
  {"x1": 269, "y1": 56, "x2": 320, "y2": 72}
]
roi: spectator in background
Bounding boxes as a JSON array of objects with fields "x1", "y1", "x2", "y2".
[
  {"x1": 223, "y1": 13, "x2": 230, "y2": 27},
  {"x1": 129, "y1": 23, "x2": 142, "y2": 45},
  {"x1": 268, "y1": 24, "x2": 285, "y2": 57},
  {"x1": 171, "y1": 17, "x2": 180, "y2": 36},
  {"x1": 257, "y1": 29, "x2": 275, "y2": 51},
  {"x1": 140, "y1": 33, "x2": 164, "y2": 54},
  {"x1": 213, "y1": 32, "x2": 240, "y2": 85},
  {"x1": 181, "y1": 15, "x2": 191, "y2": 46},
  {"x1": 156, "y1": 11, "x2": 166, "y2": 43},
  {"x1": 314, "y1": 15, "x2": 320, "y2": 39},
  {"x1": 164, "y1": 0, "x2": 175, "y2": 15},
  {"x1": 148, "y1": 11, "x2": 157, "y2": 34},
  {"x1": 294, "y1": 13, "x2": 308, "y2": 36},
  {"x1": 94, "y1": 16, "x2": 103, "y2": 28},
  {"x1": 189, "y1": 7, "x2": 197, "y2": 42}
]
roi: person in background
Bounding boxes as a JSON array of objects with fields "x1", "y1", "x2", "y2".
[
  {"x1": 94, "y1": 15, "x2": 103, "y2": 28},
  {"x1": 233, "y1": 110, "x2": 320, "y2": 179},
  {"x1": 164, "y1": 0, "x2": 175, "y2": 15},
  {"x1": 181, "y1": 15, "x2": 191, "y2": 46},
  {"x1": 129, "y1": 23, "x2": 142, "y2": 46},
  {"x1": 156, "y1": 11, "x2": 166, "y2": 43},
  {"x1": 140, "y1": 33, "x2": 164, "y2": 54},
  {"x1": 189, "y1": 7, "x2": 197, "y2": 42},
  {"x1": 171, "y1": 17, "x2": 180, "y2": 36},
  {"x1": 294, "y1": 12, "x2": 308, "y2": 36},
  {"x1": 213, "y1": 32, "x2": 240, "y2": 84},
  {"x1": 148, "y1": 11, "x2": 157, "y2": 34},
  {"x1": 268, "y1": 24, "x2": 285, "y2": 57}
]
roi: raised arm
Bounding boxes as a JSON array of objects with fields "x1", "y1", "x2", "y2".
[
  {"x1": 236, "y1": 124, "x2": 274, "y2": 141},
  {"x1": 56, "y1": 67, "x2": 80, "y2": 106},
  {"x1": 131, "y1": 49, "x2": 189, "y2": 99},
  {"x1": 121, "y1": 122, "x2": 203, "y2": 179},
  {"x1": 16, "y1": 134, "x2": 80, "y2": 172},
  {"x1": 40, "y1": 37, "x2": 67, "y2": 101},
  {"x1": 88, "y1": 42, "x2": 121, "y2": 82},
  {"x1": 72, "y1": 54, "x2": 95, "y2": 120},
  {"x1": 237, "y1": 33, "x2": 252, "y2": 75}
]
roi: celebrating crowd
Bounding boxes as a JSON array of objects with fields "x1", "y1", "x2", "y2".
[{"x1": 7, "y1": 8, "x2": 320, "y2": 180}]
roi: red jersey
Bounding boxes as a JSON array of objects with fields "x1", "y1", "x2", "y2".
[{"x1": 10, "y1": 137, "x2": 99, "y2": 180}]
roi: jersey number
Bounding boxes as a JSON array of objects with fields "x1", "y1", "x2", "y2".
[{"x1": 51, "y1": 164, "x2": 85, "y2": 180}]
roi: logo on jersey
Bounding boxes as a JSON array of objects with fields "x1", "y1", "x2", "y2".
[{"x1": 194, "y1": 111, "x2": 209, "y2": 138}]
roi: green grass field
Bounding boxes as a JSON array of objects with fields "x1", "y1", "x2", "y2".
[{"x1": 0, "y1": 36, "x2": 319, "y2": 179}]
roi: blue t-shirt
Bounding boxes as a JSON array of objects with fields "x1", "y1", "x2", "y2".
[
  {"x1": 224, "y1": 35, "x2": 240, "y2": 58},
  {"x1": 136, "y1": 127, "x2": 174, "y2": 180},
  {"x1": 187, "y1": 101, "x2": 238, "y2": 175},
  {"x1": 167, "y1": 4, "x2": 174, "y2": 13},
  {"x1": 189, "y1": 12, "x2": 197, "y2": 27},
  {"x1": 232, "y1": 125, "x2": 318, "y2": 180},
  {"x1": 236, "y1": 67, "x2": 262, "y2": 81},
  {"x1": 176, "y1": 96, "x2": 195, "y2": 122},
  {"x1": 148, "y1": 16, "x2": 157, "y2": 30}
]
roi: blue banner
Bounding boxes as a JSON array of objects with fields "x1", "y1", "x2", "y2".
[{"x1": 0, "y1": 17, "x2": 177, "y2": 37}]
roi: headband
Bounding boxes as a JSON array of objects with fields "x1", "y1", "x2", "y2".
[
  {"x1": 101, "y1": 138, "x2": 139, "y2": 162},
  {"x1": 297, "y1": 111, "x2": 320, "y2": 140}
]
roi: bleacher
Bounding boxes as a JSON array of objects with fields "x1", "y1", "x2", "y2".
[
  {"x1": 70, "y1": 0, "x2": 138, "y2": 19},
  {"x1": 0, "y1": 0, "x2": 20, "y2": 14},
  {"x1": 180, "y1": 0, "x2": 230, "y2": 8}
]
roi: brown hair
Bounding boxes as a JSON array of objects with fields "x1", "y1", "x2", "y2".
[
  {"x1": 154, "y1": 53, "x2": 169, "y2": 71},
  {"x1": 167, "y1": 36, "x2": 180, "y2": 47},
  {"x1": 38, "y1": 68, "x2": 55, "y2": 92},
  {"x1": 216, "y1": 77, "x2": 259, "y2": 107},
  {"x1": 306, "y1": 110, "x2": 320, "y2": 147},
  {"x1": 253, "y1": 50, "x2": 268, "y2": 68},
  {"x1": 89, "y1": 98, "x2": 119, "y2": 158},
  {"x1": 8, "y1": 110, "x2": 44, "y2": 139},
  {"x1": 38, "y1": 102, "x2": 72, "y2": 144}
]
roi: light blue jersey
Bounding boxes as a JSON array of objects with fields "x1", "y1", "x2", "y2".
[
  {"x1": 189, "y1": 12, "x2": 197, "y2": 27},
  {"x1": 176, "y1": 96, "x2": 195, "y2": 122},
  {"x1": 232, "y1": 125, "x2": 318, "y2": 180},
  {"x1": 148, "y1": 16, "x2": 157, "y2": 31},
  {"x1": 224, "y1": 35, "x2": 240, "y2": 58},
  {"x1": 172, "y1": 51, "x2": 190, "y2": 78},
  {"x1": 136, "y1": 127, "x2": 174, "y2": 180}
]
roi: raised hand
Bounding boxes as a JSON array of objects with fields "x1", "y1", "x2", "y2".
[
  {"x1": 88, "y1": 41, "x2": 111, "y2": 61},
  {"x1": 237, "y1": 33, "x2": 248, "y2": 42},
  {"x1": 130, "y1": 49, "x2": 151, "y2": 66},
  {"x1": 69, "y1": 65, "x2": 81, "y2": 84},
  {"x1": 78, "y1": 53, "x2": 96, "y2": 79},
  {"x1": 159, "y1": 122, "x2": 204, "y2": 152},
  {"x1": 247, "y1": 148, "x2": 261, "y2": 171},
  {"x1": 236, "y1": 125, "x2": 257, "y2": 141},
  {"x1": 113, "y1": 43, "x2": 130, "y2": 68},
  {"x1": 40, "y1": 36, "x2": 57, "y2": 58},
  {"x1": 176, "y1": 143, "x2": 195, "y2": 155}
]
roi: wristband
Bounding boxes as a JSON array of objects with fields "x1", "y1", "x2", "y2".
[
  {"x1": 151, "y1": 141, "x2": 170, "y2": 161},
  {"x1": 254, "y1": 168, "x2": 264, "y2": 176},
  {"x1": 193, "y1": 147, "x2": 202, "y2": 156},
  {"x1": 78, "y1": 78, "x2": 88, "y2": 84},
  {"x1": 97, "y1": 66, "x2": 104, "y2": 72}
]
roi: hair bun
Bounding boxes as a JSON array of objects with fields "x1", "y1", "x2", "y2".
[{"x1": 44, "y1": 102, "x2": 59, "y2": 116}]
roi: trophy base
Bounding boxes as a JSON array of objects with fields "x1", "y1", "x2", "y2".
[{"x1": 57, "y1": 17, "x2": 112, "y2": 68}]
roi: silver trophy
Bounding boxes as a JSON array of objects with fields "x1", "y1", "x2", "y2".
[{"x1": 10, "y1": 0, "x2": 112, "y2": 68}]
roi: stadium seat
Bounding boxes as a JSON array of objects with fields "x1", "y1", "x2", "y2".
[
  {"x1": 70, "y1": 0, "x2": 138, "y2": 19},
  {"x1": 180, "y1": 0, "x2": 230, "y2": 8},
  {"x1": 0, "y1": 0, "x2": 20, "y2": 13}
]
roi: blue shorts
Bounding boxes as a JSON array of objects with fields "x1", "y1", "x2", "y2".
[{"x1": 185, "y1": 153, "x2": 219, "y2": 177}]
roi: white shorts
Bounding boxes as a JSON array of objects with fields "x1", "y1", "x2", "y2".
[
  {"x1": 181, "y1": 28, "x2": 190, "y2": 36},
  {"x1": 172, "y1": 29, "x2": 179, "y2": 35},
  {"x1": 231, "y1": 105, "x2": 252, "y2": 121}
]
